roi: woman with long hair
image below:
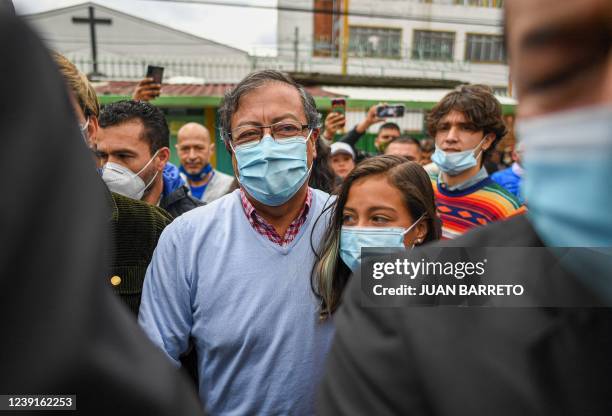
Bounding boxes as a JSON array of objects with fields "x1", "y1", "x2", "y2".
[{"x1": 312, "y1": 155, "x2": 441, "y2": 319}]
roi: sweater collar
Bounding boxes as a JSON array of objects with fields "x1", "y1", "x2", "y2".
[{"x1": 438, "y1": 166, "x2": 489, "y2": 192}]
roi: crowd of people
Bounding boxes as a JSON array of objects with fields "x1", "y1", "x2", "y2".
[{"x1": 1, "y1": 0, "x2": 611, "y2": 414}]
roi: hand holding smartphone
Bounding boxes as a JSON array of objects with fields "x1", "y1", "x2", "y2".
[
  {"x1": 376, "y1": 104, "x2": 405, "y2": 118},
  {"x1": 330, "y1": 98, "x2": 347, "y2": 129},
  {"x1": 132, "y1": 66, "x2": 164, "y2": 101},
  {"x1": 146, "y1": 65, "x2": 164, "y2": 85}
]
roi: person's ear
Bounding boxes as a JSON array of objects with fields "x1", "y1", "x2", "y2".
[
  {"x1": 481, "y1": 133, "x2": 495, "y2": 151},
  {"x1": 405, "y1": 220, "x2": 428, "y2": 247},
  {"x1": 415, "y1": 221, "x2": 428, "y2": 243},
  {"x1": 210, "y1": 141, "x2": 216, "y2": 156},
  {"x1": 156, "y1": 147, "x2": 170, "y2": 170},
  {"x1": 87, "y1": 116, "x2": 99, "y2": 146}
]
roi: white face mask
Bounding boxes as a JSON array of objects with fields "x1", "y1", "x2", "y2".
[{"x1": 101, "y1": 150, "x2": 160, "y2": 200}]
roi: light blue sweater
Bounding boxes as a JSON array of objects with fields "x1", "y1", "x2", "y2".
[{"x1": 138, "y1": 188, "x2": 335, "y2": 415}]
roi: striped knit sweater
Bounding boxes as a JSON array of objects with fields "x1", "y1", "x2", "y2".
[{"x1": 431, "y1": 173, "x2": 526, "y2": 239}]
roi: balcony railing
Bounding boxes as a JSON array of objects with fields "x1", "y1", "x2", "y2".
[{"x1": 69, "y1": 53, "x2": 473, "y2": 83}]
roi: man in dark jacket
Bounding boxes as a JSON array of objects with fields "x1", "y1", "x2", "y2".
[
  {"x1": 97, "y1": 100, "x2": 203, "y2": 218},
  {"x1": 0, "y1": 11, "x2": 203, "y2": 414},
  {"x1": 318, "y1": 0, "x2": 612, "y2": 414}
]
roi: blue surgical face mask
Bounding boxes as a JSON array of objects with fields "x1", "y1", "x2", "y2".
[
  {"x1": 518, "y1": 104, "x2": 612, "y2": 247},
  {"x1": 233, "y1": 134, "x2": 312, "y2": 206},
  {"x1": 431, "y1": 137, "x2": 486, "y2": 176},
  {"x1": 339, "y1": 215, "x2": 424, "y2": 272},
  {"x1": 517, "y1": 104, "x2": 612, "y2": 303}
]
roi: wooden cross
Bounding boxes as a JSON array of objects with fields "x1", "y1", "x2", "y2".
[{"x1": 72, "y1": 6, "x2": 112, "y2": 77}]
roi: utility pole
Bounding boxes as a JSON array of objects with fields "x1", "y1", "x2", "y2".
[
  {"x1": 341, "y1": 0, "x2": 349, "y2": 76},
  {"x1": 508, "y1": 71, "x2": 513, "y2": 97},
  {"x1": 294, "y1": 27, "x2": 299, "y2": 72}
]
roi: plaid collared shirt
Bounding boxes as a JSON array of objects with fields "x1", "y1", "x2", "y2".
[{"x1": 240, "y1": 188, "x2": 312, "y2": 246}]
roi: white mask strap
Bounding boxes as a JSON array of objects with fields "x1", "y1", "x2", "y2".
[
  {"x1": 473, "y1": 136, "x2": 489, "y2": 161},
  {"x1": 401, "y1": 213, "x2": 426, "y2": 236},
  {"x1": 135, "y1": 149, "x2": 161, "y2": 177},
  {"x1": 80, "y1": 117, "x2": 90, "y2": 132}
]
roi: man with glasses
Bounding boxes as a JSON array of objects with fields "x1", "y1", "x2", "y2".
[
  {"x1": 138, "y1": 70, "x2": 335, "y2": 414},
  {"x1": 176, "y1": 122, "x2": 235, "y2": 203}
]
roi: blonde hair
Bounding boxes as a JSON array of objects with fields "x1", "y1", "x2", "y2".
[{"x1": 51, "y1": 52, "x2": 100, "y2": 118}]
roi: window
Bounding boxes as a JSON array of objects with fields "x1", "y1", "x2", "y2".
[
  {"x1": 348, "y1": 26, "x2": 402, "y2": 59},
  {"x1": 412, "y1": 30, "x2": 455, "y2": 61},
  {"x1": 465, "y1": 34, "x2": 505, "y2": 63},
  {"x1": 492, "y1": 86, "x2": 508, "y2": 96}
]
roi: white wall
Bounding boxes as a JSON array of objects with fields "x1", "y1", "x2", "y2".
[
  {"x1": 277, "y1": 0, "x2": 508, "y2": 88},
  {"x1": 25, "y1": 3, "x2": 251, "y2": 80}
]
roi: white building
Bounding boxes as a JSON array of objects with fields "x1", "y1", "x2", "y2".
[
  {"x1": 277, "y1": 0, "x2": 509, "y2": 93},
  {"x1": 24, "y1": 1, "x2": 252, "y2": 82}
]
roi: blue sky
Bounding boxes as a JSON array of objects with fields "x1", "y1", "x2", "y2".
[{"x1": 13, "y1": 0, "x2": 279, "y2": 55}]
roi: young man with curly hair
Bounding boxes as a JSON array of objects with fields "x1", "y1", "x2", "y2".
[{"x1": 427, "y1": 85, "x2": 525, "y2": 239}]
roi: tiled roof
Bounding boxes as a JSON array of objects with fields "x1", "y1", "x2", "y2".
[{"x1": 94, "y1": 81, "x2": 345, "y2": 98}]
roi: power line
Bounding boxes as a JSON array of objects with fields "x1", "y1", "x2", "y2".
[{"x1": 139, "y1": 0, "x2": 502, "y2": 26}]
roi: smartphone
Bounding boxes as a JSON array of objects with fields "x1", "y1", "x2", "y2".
[
  {"x1": 331, "y1": 98, "x2": 346, "y2": 114},
  {"x1": 330, "y1": 98, "x2": 346, "y2": 128},
  {"x1": 146, "y1": 65, "x2": 164, "y2": 84},
  {"x1": 377, "y1": 104, "x2": 405, "y2": 118}
]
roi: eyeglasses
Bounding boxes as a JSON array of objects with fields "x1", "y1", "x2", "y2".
[{"x1": 228, "y1": 120, "x2": 311, "y2": 149}]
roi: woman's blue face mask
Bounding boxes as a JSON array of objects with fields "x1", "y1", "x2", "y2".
[{"x1": 339, "y1": 214, "x2": 425, "y2": 272}]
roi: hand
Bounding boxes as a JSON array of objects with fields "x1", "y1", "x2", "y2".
[
  {"x1": 323, "y1": 112, "x2": 346, "y2": 140},
  {"x1": 356, "y1": 103, "x2": 385, "y2": 133},
  {"x1": 132, "y1": 77, "x2": 161, "y2": 101}
]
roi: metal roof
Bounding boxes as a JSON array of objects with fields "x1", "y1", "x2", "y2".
[{"x1": 321, "y1": 86, "x2": 517, "y2": 106}]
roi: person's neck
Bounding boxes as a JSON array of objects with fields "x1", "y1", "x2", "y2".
[
  {"x1": 248, "y1": 184, "x2": 309, "y2": 237},
  {"x1": 142, "y1": 176, "x2": 164, "y2": 205},
  {"x1": 441, "y1": 164, "x2": 482, "y2": 188},
  {"x1": 189, "y1": 170, "x2": 214, "y2": 187}
]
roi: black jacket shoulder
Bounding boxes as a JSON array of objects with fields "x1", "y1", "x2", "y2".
[{"x1": 160, "y1": 184, "x2": 205, "y2": 219}]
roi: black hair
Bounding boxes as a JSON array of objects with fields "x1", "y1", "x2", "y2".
[
  {"x1": 426, "y1": 85, "x2": 507, "y2": 166},
  {"x1": 99, "y1": 100, "x2": 169, "y2": 154},
  {"x1": 309, "y1": 137, "x2": 336, "y2": 194},
  {"x1": 378, "y1": 122, "x2": 401, "y2": 133},
  {"x1": 386, "y1": 135, "x2": 421, "y2": 149}
]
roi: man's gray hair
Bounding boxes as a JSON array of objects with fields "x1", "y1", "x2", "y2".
[{"x1": 218, "y1": 70, "x2": 319, "y2": 143}]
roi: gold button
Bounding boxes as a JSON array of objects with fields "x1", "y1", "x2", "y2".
[{"x1": 110, "y1": 275, "x2": 122, "y2": 286}]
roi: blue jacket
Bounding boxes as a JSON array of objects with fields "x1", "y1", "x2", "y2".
[
  {"x1": 160, "y1": 163, "x2": 204, "y2": 218},
  {"x1": 491, "y1": 164, "x2": 523, "y2": 203}
]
